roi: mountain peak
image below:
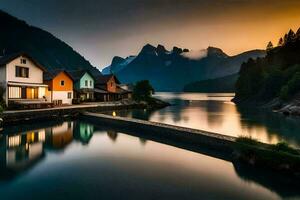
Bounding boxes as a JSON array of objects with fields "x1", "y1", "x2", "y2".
[
  {"x1": 111, "y1": 56, "x2": 125, "y2": 66},
  {"x1": 207, "y1": 47, "x2": 228, "y2": 57},
  {"x1": 140, "y1": 44, "x2": 157, "y2": 55},
  {"x1": 156, "y1": 44, "x2": 167, "y2": 54},
  {"x1": 172, "y1": 46, "x2": 183, "y2": 54}
]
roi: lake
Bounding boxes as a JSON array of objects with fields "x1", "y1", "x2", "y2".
[
  {"x1": 105, "y1": 92, "x2": 300, "y2": 147},
  {"x1": 1, "y1": 93, "x2": 300, "y2": 200}
]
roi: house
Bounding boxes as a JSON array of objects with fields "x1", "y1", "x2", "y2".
[
  {"x1": 0, "y1": 52, "x2": 50, "y2": 108},
  {"x1": 94, "y1": 74, "x2": 132, "y2": 102},
  {"x1": 44, "y1": 70, "x2": 74, "y2": 105},
  {"x1": 68, "y1": 70, "x2": 95, "y2": 101}
]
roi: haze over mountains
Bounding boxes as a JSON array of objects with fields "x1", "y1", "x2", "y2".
[
  {"x1": 103, "y1": 44, "x2": 265, "y2": 91},
  {"x1": 0, "y1": 10, "x2": 101, "y2": 77}
]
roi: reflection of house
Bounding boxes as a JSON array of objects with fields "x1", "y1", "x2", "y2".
[
  {"x1": 44, "y1": 70, "x2": 74, "y2": 105},
  {"x1": 68, "y1": 70, "x2": 95, "y2": 101},
  {"x1": 73, "y1": 121, "x2": 94, "y2": 145},
  {"x1": 94, "y1": 75, "x2": 132, "y2": 102},
  {"x1": 0, "y1": 130, "x2": 46, "y2": 174},
  {"x1": 0, "y1": 52, "x2": 49, "y2": 108},
  {"x1": 45, "y1": 121, "x2": 73, "y2": 150}
]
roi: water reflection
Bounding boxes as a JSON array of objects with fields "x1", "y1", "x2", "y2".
[
  {"x1": 0, "y1": 120, "x2": 299, "y2": 200},
  {"x1": 103, "y1": 93, "x2": 300, "y2": 147}
]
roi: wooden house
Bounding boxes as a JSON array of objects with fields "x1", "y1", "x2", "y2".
[
  {"x1": 43, "y1": 70, "x2": 74, "y2": 105},
  {"x1": 0, "y1": 52, "x2": 50, "y2": 108},
  {"x1": 94, "y1": 74, "x2": 132, "y2": 102},
  {"x1": 68, "y1": 70, "x2": 95, "y2": 101}
]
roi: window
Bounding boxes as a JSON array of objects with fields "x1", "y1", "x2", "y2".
[
  {"x1": 90, "y1": 80, "x2": 92, "y2": 87},
  {"x1": 15, "y1": 66, "x2": 29, "y2": 78},
  {"x1": 61, "y1": 80, "x2": 65, "y2": 86},
  {"x1": 20, "y1": 58, "x2": 26, "y2": 64},
  {"x1": 85, "y1": 80, "x2": 88, "y2": 87},
  {"x1": 68, "y1": 92, "x2": 72, "y2": 99},
  {"x1": 111, "y1": 82, "x2": 113, "y2": 87},
  {"x1": 8, "y1": 86, "x2": 21, "y2": 99}
]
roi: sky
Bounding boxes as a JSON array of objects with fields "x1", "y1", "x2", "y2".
[{"x1": 1, "y1": 0, "x2": 300, "y2": 70}]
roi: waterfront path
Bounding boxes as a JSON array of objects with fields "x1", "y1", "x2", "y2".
[
  {"x1": 2, "y1": 101, "x2": 147, "y2": 125},
  {"x1": 83, "y1": 112, "x2": 237, "y2": 156}
]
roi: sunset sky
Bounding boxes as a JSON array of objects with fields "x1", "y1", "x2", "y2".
[{"x1": 1, "y1": 0, "x2": 300, "y2": 69}]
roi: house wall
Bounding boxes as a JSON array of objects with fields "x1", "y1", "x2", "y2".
[
  {"x1": 52, "y1": 72, "x2": 73, "y2": 91},
  {"x1": 0, "y1": 65, "x2": 6, "y2": 84},
  {"x1": 0, "y1": 65, "x2": 7, "y2": 104},
  {"x1": 106, "y1": 77, "x2": 117, "y2": 93},
  {"x1": 79, "y1": 73, "x2": 94, "y2": 89},
  {"x1": 52, "y1": 91, "x2": 73, "y2": 105},
  {"x1": 6, "y1": 56, "x2": 44, "y2": 84}
]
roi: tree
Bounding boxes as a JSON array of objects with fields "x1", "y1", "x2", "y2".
[
  {"x1": 266, "y1": 41, "x2": 273, "y2": 51},
  {"x1": 296, "y1": 28, "x2": 300, "y2": 40},
  {"x1": 278, "y1": 37, "x2": 284, "y2": 46},
  {"x1": 133, "y1": 80, "x2": 154, "y2": 101},
  {"x1": 0, "y1": 86, "x2": 5, "y2": 116},
  {"x1": 287, "y1": 29, "x2": 296, "y2": 43}
]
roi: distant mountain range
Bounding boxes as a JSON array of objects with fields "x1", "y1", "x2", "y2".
[
  {"x1": 103, "y1": 44, "x2": 266, "y2": 91},
  {"x1": 0, "y1": 10, "x2": 101, "y2": 77},
  {"x1": 183, "y1": 73, "x2": 238, "y2": 93}
]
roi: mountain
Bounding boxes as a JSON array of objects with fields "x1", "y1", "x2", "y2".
[
  {"x1": 234, "y1": 28, "x2": 300, "y2": 106},
  {"x1": 183, "y1": 73, "x2": 238, "y2": 93},
  {"x1": 0, "y1": 10, "x2": 101, "y2": 77},
  {"x1": 103, "y1": 44, "x2": 265, "y2": 91}
]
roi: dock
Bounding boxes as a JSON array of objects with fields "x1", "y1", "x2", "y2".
[{"x1": 82, "y1": 112, "x2": 237, "y2": 155}]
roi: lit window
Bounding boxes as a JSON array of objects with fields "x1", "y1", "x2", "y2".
[
  {"x1": 8, "y1": 86, "x2": 21, "y2": 99},
  {"x1": 61, "y1": 80, "x2": 65, "y2": 86}
]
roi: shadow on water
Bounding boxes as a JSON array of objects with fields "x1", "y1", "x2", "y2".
[{"x1": 0, "y1": 118, "x2": 300, "y2": 198}]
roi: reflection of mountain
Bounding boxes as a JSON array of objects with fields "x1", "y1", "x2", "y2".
[
  {"x1": 233, "y1": 162, "x2": 300, "y2": 198},
  {"x1": 236, "y1": 106, "x2": 300, "y2": 146}
]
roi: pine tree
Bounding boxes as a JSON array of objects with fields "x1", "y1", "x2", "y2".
[
  {"x1": 278, "y1": 37, "x2": 284, "y2": 46},
  {"x1": 266, "y1": 41, "x2": 273, "y2": 51},
  {"x1": 296, "y1": 28, "x2": 300, "y2": 40},
  {"x1": 287, "y1": 29, "x2": 296, "y2": 43},
  {"x1": 283, "y1": 34, "x2": 288, "y2": 45}
]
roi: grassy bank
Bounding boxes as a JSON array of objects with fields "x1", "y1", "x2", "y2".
[{"x1": 234, "y1": 137, "x2": 300, "y2": 177}]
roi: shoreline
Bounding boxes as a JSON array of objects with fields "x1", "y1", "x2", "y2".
[
  {"x1": 83, "y1": 112, "x2": 300, "y2": 179},
  {"x1": 1, "y1": 98, "x2": 170, "y2": 126}
]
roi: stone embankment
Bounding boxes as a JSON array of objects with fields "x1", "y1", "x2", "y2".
[{"x1": 2, "y1": 99, "x2": 167, "y2": 125}]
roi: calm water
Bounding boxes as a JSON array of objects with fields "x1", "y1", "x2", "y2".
[
  {"x1": 0, "y1": 119, "x2": 299, "y2": 200},
  {"x1": 105, "y1": 92, "x2": 300, "y2": 147}
]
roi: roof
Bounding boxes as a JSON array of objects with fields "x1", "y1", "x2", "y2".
[
  {"x1": 0, "y1": 52, "x2": 47, "y2": 72},
  {"x1": 67, "y1": 70, "x2": 94, "y2": 82},
  {"x1": 43, "y1": 70, "x2": 74, "y2": 81},
  {"x1": 96, "y1": 74, "x2": 120, "y2": 85}
]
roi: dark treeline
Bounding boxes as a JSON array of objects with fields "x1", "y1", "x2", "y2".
[
  {"x1": 234, "y1": 28, "x2": 300, "y2": 103},
  {"x1": 0, "y1": 10, "x2": 101, "y2": 76}
]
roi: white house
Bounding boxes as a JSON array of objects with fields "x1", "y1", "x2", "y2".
[{"x1": 0, "y1": 52, "x2": 49, "y2": 106}]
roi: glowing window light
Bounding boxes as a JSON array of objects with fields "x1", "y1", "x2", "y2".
[
  {"x1": 8, "y1": 135, "x2": 21, "y2": 148},
  {"x1": 112, "y1": 111, "x2": 117, "y2": 117},
  {"x1": 38, "y1": 131, "x2": 45, "y2": 142}
]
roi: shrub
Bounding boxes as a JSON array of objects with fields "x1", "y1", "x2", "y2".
[
  {"x1": 133, "y1": 80, "x2": 154, "y2": 101},
  {"x1": 236, "y1": 136, "x2": 261, "y2": 146},
  {"x1": 272, "y1": 142, "x2": 299, "y2": 155},
  {"x1": 280, "y1": 72, "x2": 300, "y2": 100}
]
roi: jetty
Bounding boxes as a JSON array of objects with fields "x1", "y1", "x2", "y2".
[{"x1": 2, "y1": 101, "x2": 147, "y2": 125}]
